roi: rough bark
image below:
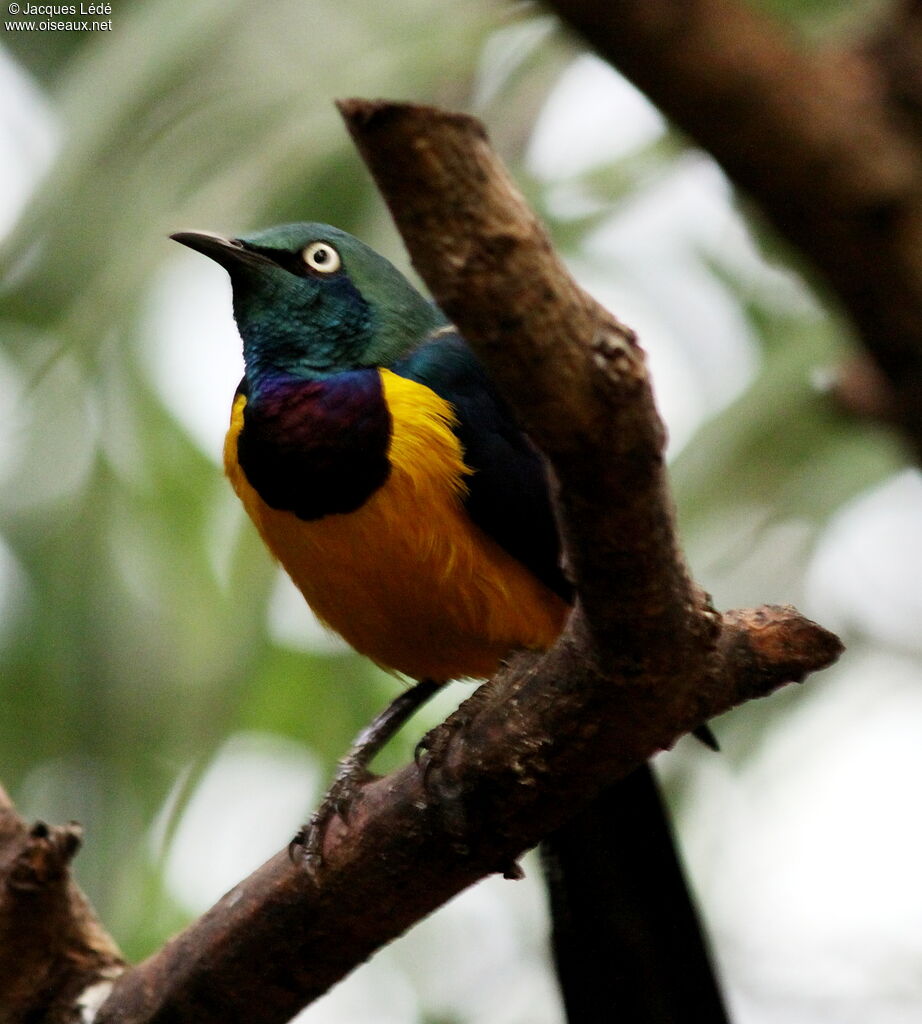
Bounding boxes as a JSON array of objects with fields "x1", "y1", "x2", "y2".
[
  {"x1": 89, "y1": 609, "x2": 838, "y2": 1024},
  {"x1": 0, "y1": 785, "x2": 124, "y2": 1024}
]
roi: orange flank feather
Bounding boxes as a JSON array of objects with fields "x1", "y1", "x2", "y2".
[{"x1": 224, "y1": 368, "x2": 569, "y2": 681}]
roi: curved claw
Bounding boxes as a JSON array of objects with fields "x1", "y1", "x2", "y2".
[
  {"x1": 291, "y1": 759, "x2": 376, "y2": 872},
  {"x1": 291, "y1": 678, "x2": 446, "y2": 873},
  {"x1": 413, "y1": 734, "x2": 430, "y2": 768},
  {"x1": 414, "y1": 725, "x2": 444, "y2": 790}
]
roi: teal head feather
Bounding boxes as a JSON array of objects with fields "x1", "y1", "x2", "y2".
[{"x1": 171, "y1": 222, "x2": 444, "y2": 390}]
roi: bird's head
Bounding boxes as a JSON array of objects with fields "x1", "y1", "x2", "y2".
[{"x1": 171, "y1": 222, "x2": 443, "y2": 388}]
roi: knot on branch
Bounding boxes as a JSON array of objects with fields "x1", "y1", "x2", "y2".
[
  {"x1": 589, "y1": 325, "x2": 642, "y2": 379},
  {"x1": 8, "y1": 821, "x2": 83, "y2": 892}
]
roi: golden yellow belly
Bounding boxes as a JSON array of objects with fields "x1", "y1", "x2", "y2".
[{"x1": 224, "y1": 368, "x2": 568, "y2": 681}]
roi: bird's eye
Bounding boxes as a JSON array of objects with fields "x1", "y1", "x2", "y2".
[{"x1": 301, "y1": 241, "x2": 341, "y2": 274}]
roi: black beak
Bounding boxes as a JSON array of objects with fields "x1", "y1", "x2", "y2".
[{"x1": 170, "y1": 231, "x2": 276, "y2": 271}]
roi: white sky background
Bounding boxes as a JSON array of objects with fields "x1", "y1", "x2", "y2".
[{"x1": 4, "y1": 28, "x2": 922, "y2": 1024}]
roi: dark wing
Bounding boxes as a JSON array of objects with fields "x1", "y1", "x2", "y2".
[{"x1": 391, "y1": 329, "x2": 572, "y2": 603}]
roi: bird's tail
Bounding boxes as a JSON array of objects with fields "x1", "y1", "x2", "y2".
[{"x1": 540, "y1": 764, "x2": 729, "y2": 1024}]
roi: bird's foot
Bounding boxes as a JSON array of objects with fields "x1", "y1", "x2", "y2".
[
  {"x1": 416, "y1": 711, "x2": 526, "y2": 882},
  {"x1": 413, "y1": 679, "x2": 500, "y2": 840},
  {"x1": 290, "y1": 753, "x2": 375, "y2": 873},
  {"x1": 291, "y1": 677, "x2": 445, "y2": 875},
  {"x1": 414, "y1": 675, "x2": 495, "y2": 784},
  {"x1": 414, "y1": 717, "x2": 459, "y2": 783}
]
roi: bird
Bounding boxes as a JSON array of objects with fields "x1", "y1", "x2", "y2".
[
  {"x1": 171, "y1": 222, "x2": 727, "y2": 1019},
  {"x1": 171, "y1": 223, "x2": 573, "y2": 773}
]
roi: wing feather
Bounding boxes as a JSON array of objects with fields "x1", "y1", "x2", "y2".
[{"x1": 391, "y1": 329, "x2": 573, "y2": 603}]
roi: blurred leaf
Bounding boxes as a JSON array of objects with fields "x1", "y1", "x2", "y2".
[
  {"x1": 751, "y1": 0, "x2": 888, "y2": 38},
  {"x1": 673, "y1": 308, "x2": 906, "y2": 537}
]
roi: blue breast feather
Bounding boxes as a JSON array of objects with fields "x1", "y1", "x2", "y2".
[{"x1": 235, "y1": 370, "x2": 392, "y2": 521}]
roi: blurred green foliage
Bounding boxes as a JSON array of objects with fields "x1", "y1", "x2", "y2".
[{"x1": 0, "y1": 0, "x2": 909, "y2": 997}]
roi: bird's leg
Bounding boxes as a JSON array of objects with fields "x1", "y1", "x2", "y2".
[{"x1": 292, "y1": 677, "x2": 444, "y2": 869}]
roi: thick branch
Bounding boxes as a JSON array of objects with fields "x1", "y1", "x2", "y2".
[
  {"x1": 546, "y1": 0, "x2": 922, "y2": 458},
  {"x1": 0, "y1": 785, "x2": 124, "y2": 1024},
  {"x1": 97, "y1": 610, "x2": 837, "y2": 1024},
  {"x1": 337, "y1": 97, "x2": 708, "y2": 667},
  {"x1": 93, "y1": 102, "x2": 842, "y2": 1024}
]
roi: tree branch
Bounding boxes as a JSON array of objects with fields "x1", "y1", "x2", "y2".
[
  {"x1": 868, "y1": 0, "x2": 922, "y2": 136},
  {"x1": 336, "y1": 98, "x2": 705, "y2": 666},
  {"x1": 545, "y1": 0, "x2": 922, "y2": 459},
  {"x1": 87, "y1": 101, "x2": 842, "y2": 1024},
  {"x1": 0, "y1": 785, "x2": 124, "y2": 1024}
]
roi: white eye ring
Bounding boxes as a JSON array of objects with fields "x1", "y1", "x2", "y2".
[{"x1": 301, "y1": 241, "x2": 341, "y2": 274}]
